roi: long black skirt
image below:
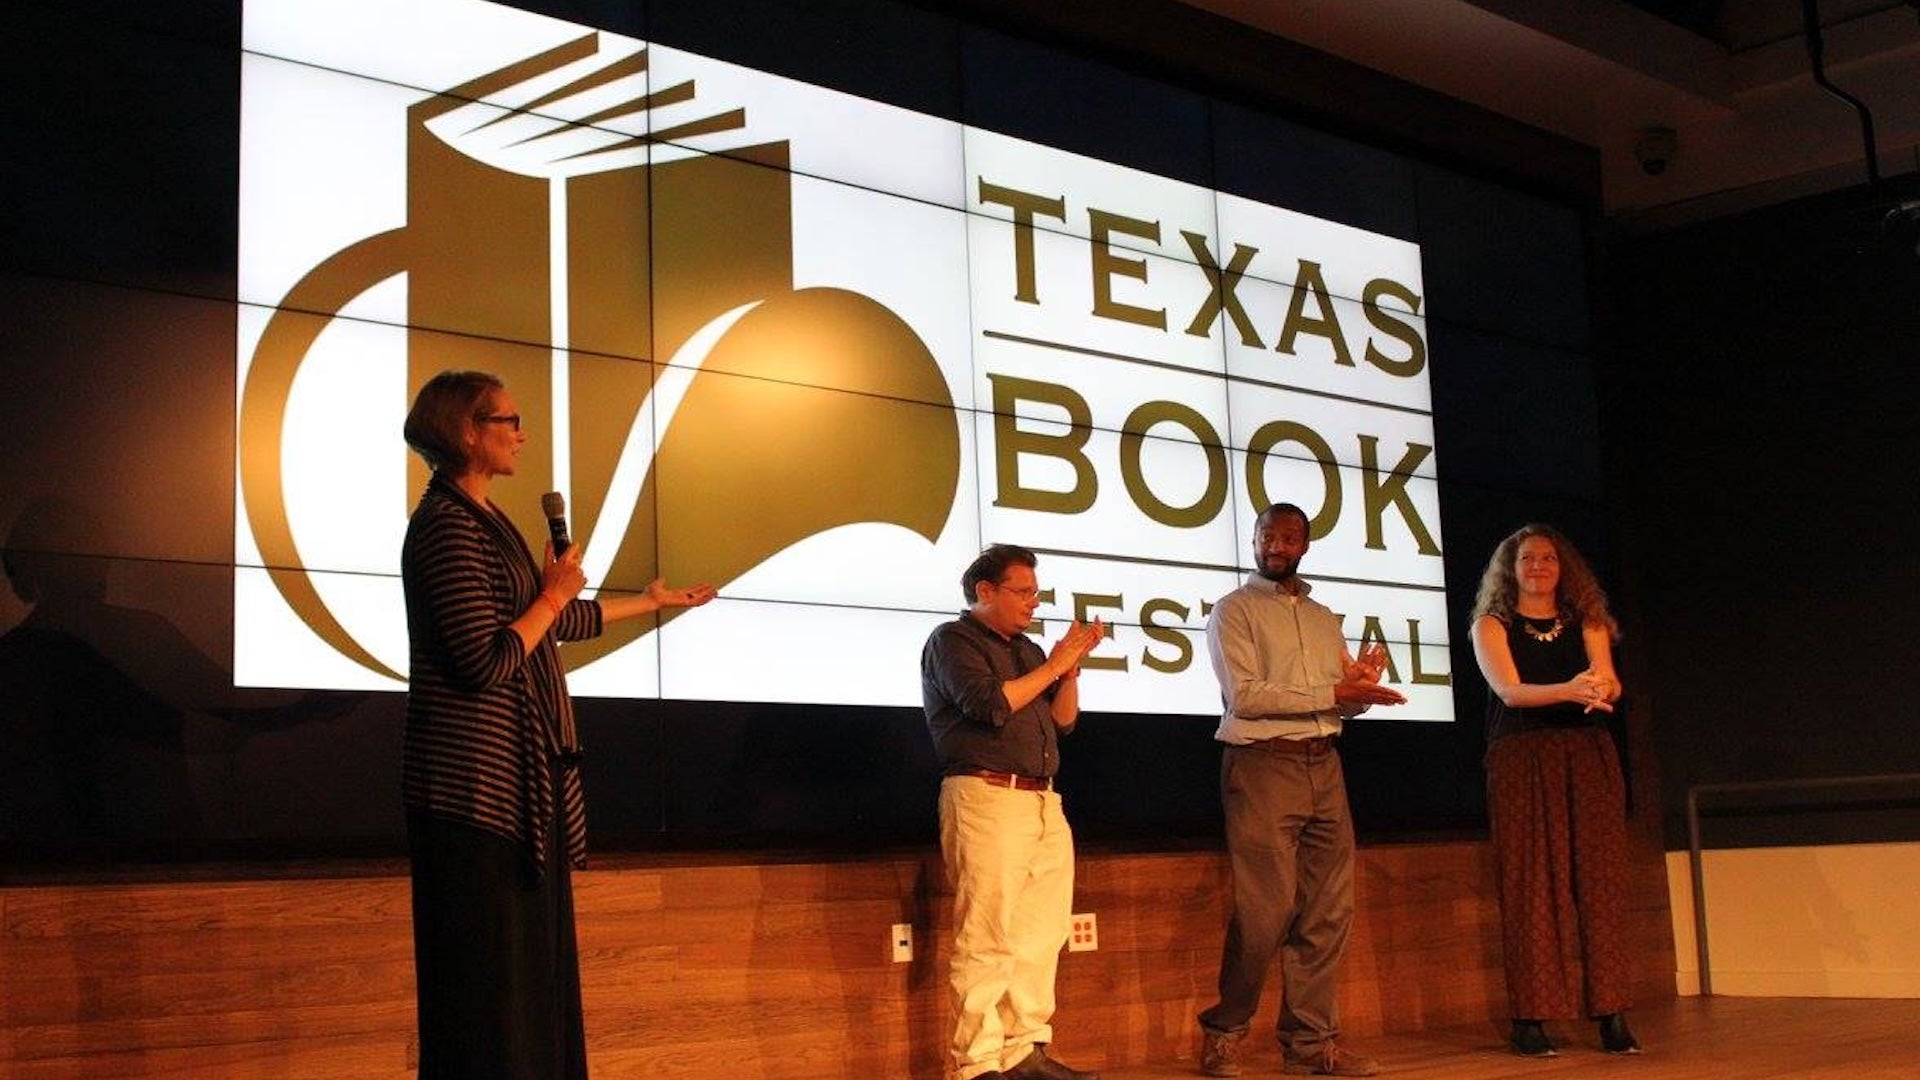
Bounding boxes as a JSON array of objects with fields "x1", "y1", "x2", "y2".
[{"x1": 407, "y1": 802, "x2": 586, "y2": 1080}]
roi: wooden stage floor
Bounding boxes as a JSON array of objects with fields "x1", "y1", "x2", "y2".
[{"x1": 1098, "y1": 997, "x2": 1920, "y2": 1080}]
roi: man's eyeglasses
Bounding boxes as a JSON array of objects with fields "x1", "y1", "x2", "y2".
[
  {"x1": 993, "y1": 581, "x2": 1041, "y2": 600},
  {"x1": 477, "y1": 413, "x2": 522, "y2": 431}
]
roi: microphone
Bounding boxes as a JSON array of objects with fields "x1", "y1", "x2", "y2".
[{"x1": 540, "y1": 491, "x2": 572, "y2": 555}]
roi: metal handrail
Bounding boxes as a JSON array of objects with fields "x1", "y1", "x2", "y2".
[{"x1": 1685, "y1": 772, "x2": 1920, "y2": 995}]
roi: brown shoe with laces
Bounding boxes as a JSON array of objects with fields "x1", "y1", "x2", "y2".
[
  {"x1": 1282, "y1": 1042, "x2": 1380, "y2": 1076},
  {"x1": 1200, "y1": 1030, "x2": 1243, "y2": 1076}
]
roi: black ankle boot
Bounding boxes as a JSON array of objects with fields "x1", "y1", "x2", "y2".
[
  {"x1": 1508, "y1": 1020, "x2": 1554, "y2": 1057},
  {"x1": 1597, "y1": 1013, "x2": 1642, "y2": 1054}
]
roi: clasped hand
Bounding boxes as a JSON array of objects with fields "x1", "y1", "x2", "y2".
[{"x1": 1570, "y1": 667, "x2": 1616, "y2": 713}]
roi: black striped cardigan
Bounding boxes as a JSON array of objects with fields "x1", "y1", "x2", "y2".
[{"x1": 401, "y1": 473, "x2": 602, "y2": 872}]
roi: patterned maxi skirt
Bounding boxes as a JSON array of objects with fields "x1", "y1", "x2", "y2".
[{"x1": 1485, "y1": 725, "x2": 1633, "y2": 1019}]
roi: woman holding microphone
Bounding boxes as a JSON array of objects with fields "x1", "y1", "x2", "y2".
[{"x1": 400, "y1": 369, "x2": 714, "y2": 1079}]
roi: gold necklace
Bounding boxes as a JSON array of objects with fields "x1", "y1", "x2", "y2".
[{"x1": 1520, "y1": 616, "x2": 1564, "y2": 643}]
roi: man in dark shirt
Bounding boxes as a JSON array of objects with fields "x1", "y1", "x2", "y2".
[{"x1": 921, "y1": 544, "x2": 1104, "y2": 1080}]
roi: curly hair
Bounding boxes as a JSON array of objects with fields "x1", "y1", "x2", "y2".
[{"x1": 1470, "y1": 523, "x2": 1619, "y2": 639}]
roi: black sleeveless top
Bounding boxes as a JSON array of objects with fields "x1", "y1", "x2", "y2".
[{"x1": 1485, "y1": 614, "x2": 1597, "y2": 743}]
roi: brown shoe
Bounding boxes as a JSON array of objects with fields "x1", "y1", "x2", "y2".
[
  {"x1": 1004, "y1": 1045, "x2": 1097, "y2": 1080},
  {"x1": 1282, "y1": 1042, "x2": 1379, "y2": 1076},
  {"x1": 1200, "y1": 1030, "x2": 1243, "y2": 1076}
]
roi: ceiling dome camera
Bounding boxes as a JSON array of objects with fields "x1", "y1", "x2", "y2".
[{"x1": 1633, "y1": 126, "x2": 1678, "y2": 177}]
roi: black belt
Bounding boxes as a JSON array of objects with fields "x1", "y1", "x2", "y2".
[{"x1": 955, "y1": 769, "x2": 1053, "y2": 791}]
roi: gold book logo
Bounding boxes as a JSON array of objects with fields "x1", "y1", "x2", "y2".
[{"x1": 240, "y1": 35, "x2": 960, "y2": 680}]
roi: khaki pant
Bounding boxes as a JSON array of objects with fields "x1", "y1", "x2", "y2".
[{"x1": 939, "y1": 775, "x2": 1075, "y2": 1080}]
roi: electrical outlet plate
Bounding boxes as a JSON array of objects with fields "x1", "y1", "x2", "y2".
[
  {"x1": 891, "y1": 922, "x2": 913, "y2": 963},
  {"x1": 1068, "y1": 912, "x2": 1097, "y2": 952}
]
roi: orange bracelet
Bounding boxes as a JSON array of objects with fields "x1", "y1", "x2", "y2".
[{"x1": 538, "y1": 593, "x2": 564, "y2": 621}]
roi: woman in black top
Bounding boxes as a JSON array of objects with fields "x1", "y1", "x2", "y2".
[
  {"x1": 401, "y1": 370, "x2": 714, "y2": 1079},
  {"x1": 1470, "y1": 524, "x2": 1640, "y2": 1058}
]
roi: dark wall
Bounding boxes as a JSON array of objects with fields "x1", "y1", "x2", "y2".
[{"x1": 1600, "y1": 184, "x2": 1920, "y2": 849}]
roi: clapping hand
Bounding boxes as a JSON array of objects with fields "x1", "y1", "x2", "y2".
[
  {"x1": 1048, "y1": 617, "x2": 1106, "y2": 680},
  {"x1": 1335, "y1": 642, "x2": 1407, "y2": 707},
  {"x1": 1346, "y1": 642, "x2": 1391, "y2": 684}
]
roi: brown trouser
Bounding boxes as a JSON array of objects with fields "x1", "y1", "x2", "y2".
[{"x1": 1200, "y1": 739, "x2": 1354, "y2": 1053}]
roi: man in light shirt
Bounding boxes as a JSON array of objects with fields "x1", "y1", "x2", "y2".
[{"x1": 1198, "y1": 503, "x2": 1405, "y2": 1078}]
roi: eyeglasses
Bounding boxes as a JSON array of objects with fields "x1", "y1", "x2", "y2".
[
  {"x1": 993, "y1": 581, "x2": 1041, "y2": 600},
  {"x1": 476, "y1": 413, "x2": 522, "y2": 431}
]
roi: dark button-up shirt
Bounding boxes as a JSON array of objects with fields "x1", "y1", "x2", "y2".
[{"x1": 921, "y1": 611, "x2": 1061, "y2": 778}]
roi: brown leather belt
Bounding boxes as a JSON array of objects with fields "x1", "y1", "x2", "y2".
[
  {"x1": 1243, "y1": 735, "x2": 1335, "y2": 756},
  {"x1": 955, "y1": 769, "x2": 1053, "y2": 791}
]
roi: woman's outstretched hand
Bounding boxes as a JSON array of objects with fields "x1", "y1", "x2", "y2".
[{"x1": 644, "y1": 577, "x2": 718, "y2": 610}]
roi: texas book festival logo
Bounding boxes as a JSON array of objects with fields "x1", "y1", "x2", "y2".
[{"x1": 234, "y1": 0, "x2": 1453, "y2": 716}]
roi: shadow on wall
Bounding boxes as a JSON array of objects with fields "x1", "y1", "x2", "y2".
[{"x1": 0, "y1": 496, "x2": 348, "y2": 849}]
